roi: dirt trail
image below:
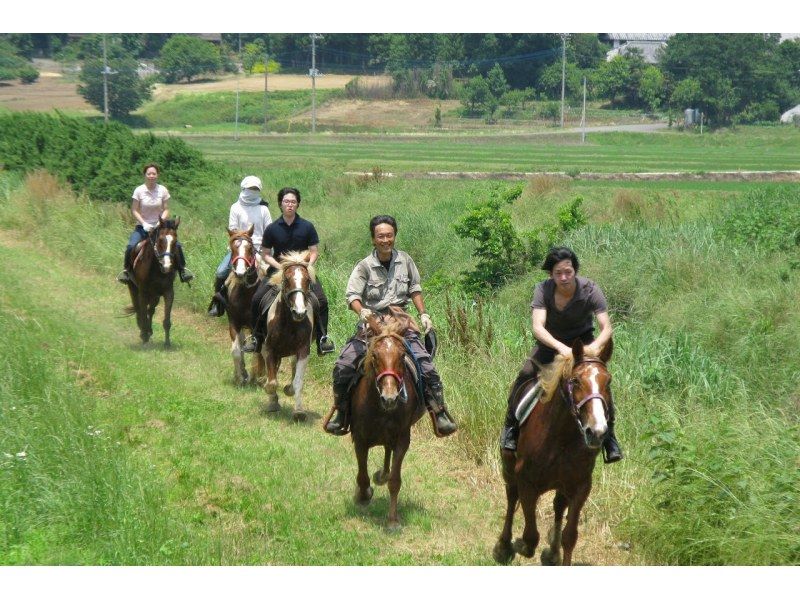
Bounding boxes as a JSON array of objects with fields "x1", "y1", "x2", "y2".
[{"x1": 0, "y1": 227, "x2": 641, "y2": 565}]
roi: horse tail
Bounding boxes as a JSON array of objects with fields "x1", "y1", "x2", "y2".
[{"x1": 122, "y1": 305, "x2": 136, "y2": 317}]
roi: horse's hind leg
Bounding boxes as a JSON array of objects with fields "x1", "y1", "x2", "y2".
[
  {"x1": 290, "y1": 355, "x2": 309, "y2": 422},
  {"x1": 513, "y1": 483, "x2": 540, "y2": 559},
  {"x1": 493, "y1": 450, "x2": 519, "y2": 563},
  {"x1": 262, "y1": 352, "x2": 281, "y2": 412},
  {"x1": 353, "y1": 441, "x2": 373, "y2": 506},
  {"x1": 561, "y1": 485, "x2": 591, "y2": 566},
  {"x1": 386, "y1": 433, "x2": 410, "y2": 531},
  {"x1": 231, "y1": 327, "x2": 247, "y2": 385},
  {"x1": 373, "y1": 446, "x2": 391, "y2": 486},
  {"x1": 162, "y1": 288, "x2": 174, "y2": 348},
  {"x1": 541, "y1": 491, "x2": 568, "y2": 566}
]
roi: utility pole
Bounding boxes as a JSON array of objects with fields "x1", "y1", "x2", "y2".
[
  {"x1": 235, "y1": 34, "x2": 241, "y2": 141},
  {"x1": 263, "y1": 51, "x2": 269, "y2": 133},
  {"x1": 310, "y1": 34, "x2": 323, "y2": 133},
  {"x1": 102, "y1": 34, "x2": 109, "y2": 124},
  {"x1": 560, "y1": 33, "x2": 568, "y2": 128},
  {"x1": 581, "y1": 76, "x2": 587, "y2": 143}
]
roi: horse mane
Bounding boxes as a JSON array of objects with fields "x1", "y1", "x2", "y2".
[
  {"x1": 364, "y1": 321, "x2": 405, "y2": 375},
  {"x1": 538, "y1": 344, "x2": 603, "y2": 404},
  {"x1": 268, "y1": 250, "x2": 316, "y2": 285}
]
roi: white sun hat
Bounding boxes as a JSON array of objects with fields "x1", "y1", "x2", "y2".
[{"x1": 240, "y1": 175, "x2": 262, "y2": 190}]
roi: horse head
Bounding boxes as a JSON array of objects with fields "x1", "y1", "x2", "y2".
[
  {"x1": 276, "y1": 250, "x2": 314, "y2": 322},
  {"x1": 566, "y1": 338, "x2": 614, "y2": 450},
  {"x1": 228, "y1": 224, "x2": 256, "y2": 279},
  {"x1": 153, "y1": 216, "x2": 180, "y2": 274},
  {"x1": 364, "y1": 321, "x2": 407, "y2": 412}
]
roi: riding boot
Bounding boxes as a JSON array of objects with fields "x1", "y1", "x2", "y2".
[
  {"x1": 499, "y1": 409, "x2": 519, "y2": 452},
  {"x1": 603, "y1": 403, "x2": 623, "y2": 464},
  {"x1": 325, "y1": 382, "x2": 351, "y2": 436},
  {"x1": 243, "y1": 316, "x2": 265, "y2": 353},
  {"x1": 207, "y1": 276, "x2": 228, "y2": 317},
  {"x1": 424, "y1": 382, "x2": 457, "y2": 437},
  {"x1": 178, "y1": 267, "x2": 195, "y2": 284},
  {"x1": 117, "y1": 248, "x2": 133, "y2": 284}
]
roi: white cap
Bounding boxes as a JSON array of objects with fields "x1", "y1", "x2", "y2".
[{"x1": 240, "y1": 175, "x2": 262, "y2": 191}]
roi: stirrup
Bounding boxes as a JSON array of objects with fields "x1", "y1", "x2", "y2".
[
  {"x1": 430, "y1": 410, "x2": 457, "y2": 437},
  {"x1": 317, "y1": 335, "x2": 336, "y2": 356},
  {"x1": 242, "y1": 335, "x2": 259, "y2": 353},
  {"x1": 117, "y1": 270, "x2": 131, "y2": 284},
  {"x1": 325, "y1": 409, "x2": 349, "y2": 436},
  {"x1": 179, "y1": 268, "x2": 194, "y2": 283}
]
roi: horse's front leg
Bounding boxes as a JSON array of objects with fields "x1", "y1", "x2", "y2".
[
  {"x1": 386, "y1": 432, "x2": 411, "y2": 531},
  {"x1": 230, "y1": 325, "x2": 247, "y2": 385},
  {"x1": 162, "y1": 287, "x2": 174, "y2": 348},
  {"x1": 561, "y1": 483, "x2": 592, "y2": 566},
  {"x1": 541, "y1": 490, "x2": 568, "y2": 566},
  {"x1": 513, "y1": 481, "x2": 541, "y2": 559},
  {"x1": 353, "y1": 440, "x2": 373, "y2": 506},
  {"x1": 373, "y1": 446, "x2": 391, "y2": 486},
  {"x1": 136, "y1": 289, "x2": 151, "y2": 343},
  {"x1": 493, "y1": 450, "x2": 519, "y2": 563},
  {"x1": 262, "y1": 350, "x2": 281, "y2": 412},
  {"x1": 289, "y1": 354, "x2": 309, "y2": 422}
]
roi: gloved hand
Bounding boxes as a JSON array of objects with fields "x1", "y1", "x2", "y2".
[
  {"x1": 420, "y1": 313, "x2": 433, "y2": 334},
  {"x1": 359, "y1": 308, "x2": 374, "y2": 323},
  {"x1": 142, "y1": 222, "x2": 154, "y2": 232}
]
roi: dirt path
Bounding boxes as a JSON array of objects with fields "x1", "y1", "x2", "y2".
[{"x1": 0, "y1": 226, "x2": 641, "y2": 565}]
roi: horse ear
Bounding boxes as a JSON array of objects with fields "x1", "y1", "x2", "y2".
[
  {"x1": 599, "y1": 337, "x2": 613, "y2": 362},
  {"x1": 365, "y1": 314, "x2": 382, "y2": 336},
  {"x1": 227, "y1": 227, "x2": 236, "y2": 237},
  {"x1": 246, "y1": 223, "x2": 255, "y2": 237},
  {"x1": 571, "y1": 338, "x2": 584, "y2": 363}
]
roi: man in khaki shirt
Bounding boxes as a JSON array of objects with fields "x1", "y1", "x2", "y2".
[{"x1": 325, "y1": 215, "x2": 457, "y2": 437}]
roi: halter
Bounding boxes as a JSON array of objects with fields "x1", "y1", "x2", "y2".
[
  {"x1": 149, "y1": 225, "x2": 175, "y2": 262},
  {"x1": 282, "y1": 264, "x2": 311, "y2": 305},
  {"x1": 230, "y1": 237, "x2": 256, "y2": 270},
  {"x1": 563, "y1": 358, "x2": 610, "y2": 425}
]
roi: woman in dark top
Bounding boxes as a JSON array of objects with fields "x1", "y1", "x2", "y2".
[{"x1": 500, "y1": 246, "x2": 622, "y2": 463}]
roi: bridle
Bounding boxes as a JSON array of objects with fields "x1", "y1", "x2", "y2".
[
  {"x1": 282, "y1": 263, "x2": 310, "y2": 305},
  {"x1": 230, "y1": 236, "x2": 258, "y2": 286},
  {"x1": 150, "y1": 225, "x2": 176, "y2": 268},
  {"x1": 370, "y1": 334, "x2": 405, "y2": 392},
  {"x1": 562, "y1": 358, "x2": 611, "y2": 429}
]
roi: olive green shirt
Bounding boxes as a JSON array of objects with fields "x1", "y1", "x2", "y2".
[{"x1": 346, "y1": 249, "x2": 423, "y2": 313}]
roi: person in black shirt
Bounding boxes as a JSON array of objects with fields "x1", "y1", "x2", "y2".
[{"x1": 243, "y1": 187, "x2": 336, "y2": 356}]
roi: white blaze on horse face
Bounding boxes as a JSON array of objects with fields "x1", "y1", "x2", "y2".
[
  {"x1": 234, "y1": 241, "x2": 249, "y2": 276},
  {"x1": 163, "y1": 234, "x2": 175, "y2": 270},
  {"x1": 584, "y1": 366, "x2": 608, "y2": 436},
  {"x1": 290, "y1": 268, "x2": 306, "y2": 315}
]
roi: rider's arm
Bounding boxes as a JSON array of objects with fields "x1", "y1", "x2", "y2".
[
  {"x1": 131, "y1": 197, "x2": 148, "y2": 227},
  {"x1": 307, "y1": 244, "x2": 319, "y2": 266},
  {"x1": 160, "y1": 187, "x2": 170, "y2": 220},
  {"x1": 585, "y1": 311, "x2": 613, "y2": 355},
  {"x1": 262, "y1": 247, "x2": 282, "y2": 271},
  {"x1": 532, "y1": 308, "x2": 572, "y2": 358},
  {"x1": 348, "y1": 298, "x2": 364, "y2": 316},
  {"x1": 410, "y1": 291, "x2": 426, "y2": 317}
]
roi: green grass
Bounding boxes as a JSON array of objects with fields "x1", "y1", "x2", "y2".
[{"x1": 179, "y1": 126, "x2": 800, "y2": 174}]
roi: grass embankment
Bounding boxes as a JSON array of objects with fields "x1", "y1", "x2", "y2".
[
  {"x1": 2, "y1": 124, "x2": 799, "y2": 564},
  {"x1": 182, "y1": 126, "x2": 800, "y2": 174}
]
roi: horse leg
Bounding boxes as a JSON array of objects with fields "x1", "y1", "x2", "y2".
[
  {"x1": 230, "y1": 325, "x2": 247, "y2": 386},
  {"x1": 263, "y1": 352, "x2": 281, "y2": 412},
  {"x1": 561, "y1": 484, "x2": 591, "y2": 566},
  {"x1": 373, "y1": 446, "x2": 391, "y2": 486},
  {"x1": 353, "y1": 440, "x2": 373, "y2": 506},
  {"x1": 252, "y1": 348, "x2": 265, "y2": 387},
  {"x1": 290, "y1": 355, "x2": 309, "y2": 422},
  {"x1": 146, "y1": 299, "x2": 157, "y2": 344},
  {"x1": 541, "y1": 491, "x2": 568, "y2": 566},
  {"x1": 283, "y1": 357, "x2": 296, "y2": 396},
  {"x1": 162, "y1": 287, "x2": 174, "y2": 348},
  {"x1": 386, "y1": 433, "x2": 411, "y2": 531},
  {"x1": 136, "y1": 290, "x2": 151, "y2": 343},
  {"x1": 493, "y1": 450, "x2": 519, "y2": 563},
  {"x1": 513, "y1": 483, "x2": 541, "y2": 559}
]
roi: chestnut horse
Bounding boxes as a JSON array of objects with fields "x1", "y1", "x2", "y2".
[
  {"x1": 124, "y1": 217, "x2": 180, "y2": 347},
  {"x1": 224, "y1": 225, "x2": 264, "y2": 385},
  {"x1": 493, "y1": 338, "x2": 614, "y2": 565},
  {"x1": 253, "y1": 250, "x2": 314, "y2": 421},
  {"x1": 347, "y1": 316, "x2": 426, "y2": 530}
]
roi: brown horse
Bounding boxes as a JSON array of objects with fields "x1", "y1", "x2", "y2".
[
  {"x1": 124, "y1": 217, "x2": 180, "y2": 347},
  {"x1": 224, "y1": 225, "x2": 263, "y2": 385},
  {"x1": 347, "y1": 316, "x2": 426, "y2": 531},
  {"x1": 253, "y1": 250, "x2": 315, "y2": 420},
  {"x1": 493, "y1": 338, "x2": 614, "y2": 565}
]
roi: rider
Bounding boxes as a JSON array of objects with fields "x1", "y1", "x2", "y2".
[
  {"x1": 117, "y1": 162, "x2": 193, "y2": 284},
  {"x1": 324, "y1": 214, "x2": 457, "y2": 438},
  {"x1": 500, "y1": 246, "x2": 622, "y2": 463},
  {"x1": 242, "y1": 187, "x2": 336, "y2": 356},
  {"x1": 207, "y1": 175, "x2": 273, "y2": 317}
]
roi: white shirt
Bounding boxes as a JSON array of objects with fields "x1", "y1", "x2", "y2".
[
  {"x1": 132, "y1": 184, "x2": 170, "y2": 226},
  {"x1": 228, "y1": 201, "x2": 272, "y2": 249}
]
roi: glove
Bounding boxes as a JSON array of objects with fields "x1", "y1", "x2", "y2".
[
  {"x1": 142, "y1": 222, "x2": 154, "y2": 232},
  {"x1": 420, "y1": 313, "x2": 433, "y2": 334},
  {"x1": 359, "y1": 308, "x2": 374, "y2": 323}
]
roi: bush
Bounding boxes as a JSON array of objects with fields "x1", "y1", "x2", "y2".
[
  {"x1": 717, "y1": 186, "x2": 800, "y2": 251},
  {"x1": 17, "y1": 65, "x2": 39, "y2": 83}
]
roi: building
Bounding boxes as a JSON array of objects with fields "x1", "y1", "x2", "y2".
[{"x1": 600, "y1": 33, "x2": 672, "y2": 64}]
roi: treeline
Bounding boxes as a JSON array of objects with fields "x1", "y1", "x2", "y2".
[{"x1": 0, "y1": 113, "x2": 223, "y2": 203}]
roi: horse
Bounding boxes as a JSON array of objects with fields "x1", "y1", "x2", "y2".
[
  {"x1": 124, "y1": 217, "x2": 180, "y2": 347},
  {"x1": 493, "y1": 338, "x2": 614, "y2": 566},
  {"x1": 346, "y1": 315, "x2": 426, "y2": 531},
  {"x1": 224, "y1": 225, "x2": 264, "y2": 385},
  {"x1": 252, "y1": 250, "x2": 315, "y2": 421}
]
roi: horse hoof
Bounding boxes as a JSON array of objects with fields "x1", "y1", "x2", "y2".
[
  {"x1": 386, "y1": 520, "x2": 402, "y2": 533},
  {"x1": 540, "y1": 547, "x2": 562, "y2": 566},
  {"x1": 292, "y1": 410, "x2": 307, "y2": 422},
  {"x1": 373, "y1": 469, "x2": 388, "y2": 486},
  {"x1": 354, "y1": 486, "x2": 373, "y2": 506},
  {"x1": 263, "y1": 398, "x2": 280, "y2": 413},
  {"x1": 512, "y1": 538, "x2": 534, "y2": 559},
  {"x1": 492, "y1": 540, "x2": 515, "y2": 564},
  {"x1": 283, "y1": 384, "x2": 295, "y2": 396}
]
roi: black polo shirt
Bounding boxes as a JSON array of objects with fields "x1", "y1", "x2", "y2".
[{"x1": 261, "y1": 214, "x2": 320, "y2": 259}]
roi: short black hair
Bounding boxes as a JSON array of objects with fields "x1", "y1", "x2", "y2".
[
  {"x1": 277, "y1": 187, "x2": 301, "y2": 204},
  {"x1": 542, "y1": 246, "x2": 579, "y2": 273},
  {"x1": 142, "y1": 162, "x2": 160, "y2": 175},
  {"x1": 369, "y1": 215, "x2": 397, "y2": 237}
]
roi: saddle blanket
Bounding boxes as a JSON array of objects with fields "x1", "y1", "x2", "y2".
[{"x1": 515, "y1": 381, "x2": 543, "y2": 426}]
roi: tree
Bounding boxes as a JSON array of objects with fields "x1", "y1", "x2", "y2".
[
  {"x1": 242, "y1": 40, "x2": 265, "y2": 74},
  {"x1": 78, "y1": 52, "x2": 153, "y2": 118},
  {"x1": 0, "y1": 39, "x2": 39, "y2": 83},
  {"x1": 639, "y1": 65, "x2": 666, "y2": 112},
  {"x1": 486, "y1": 63, "x2": 509, "y2": 99},
  {"x1": 461, "y1": 75, "x2": 492, "y2": 114},
  {"x1": 538, "y1": 61, "x2": 582, "y2": 100},
  {"x1": 670, "y1": 78, "x2": 703, "y2": 111},
  {"x1": 158, "y1": 35, "x2": 221, "y2": 83}
]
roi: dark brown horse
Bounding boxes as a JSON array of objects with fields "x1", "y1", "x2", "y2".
[
  {"x1": 253, "y1": 250, "x2": 315, "y2": 421},
  {"x1": 224, "y1": 225, "x2": 263, "y2": 385},
  {"x1": 124, "y1": 217, "x2": 180, "y2": 347},
  {"x1": 493, "y1": 338, "x2": 614, "y2": 565},
  {"x1": 347, "y1": 316, "x2": 426, "y2": 531}
]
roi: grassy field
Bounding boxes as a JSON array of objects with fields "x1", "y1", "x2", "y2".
[
  {"x1": 1, "y1": 121, "x2": 798, "y2": 566},
  {"x1": 180, "y1": 126, "x2": 800, "y2": 174}
]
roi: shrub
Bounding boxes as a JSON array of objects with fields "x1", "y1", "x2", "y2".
[
  {"x1": 717, "y1": 186, "x2": 800, "y2": 251},
  {"x1": 17, "y1": 65, "x2": 39, "y2": 84}
]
